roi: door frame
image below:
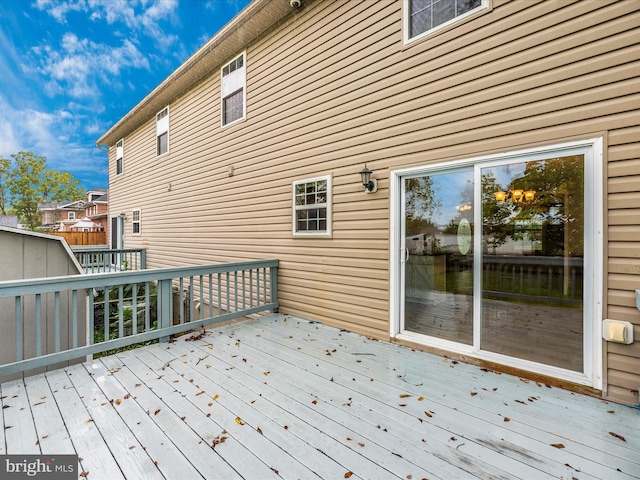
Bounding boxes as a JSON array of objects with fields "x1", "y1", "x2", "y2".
[{"x1": 389, "y1": 138, "x2": 603, "y2": 389}]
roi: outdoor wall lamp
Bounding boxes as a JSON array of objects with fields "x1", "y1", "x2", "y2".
[{"x1": 359, "y1": 164, "x2": 378, "y2": 194}]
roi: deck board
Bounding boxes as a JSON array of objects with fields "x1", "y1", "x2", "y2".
[{"x1": 1, "y1": 313, "x2": 639, "y2": 480}]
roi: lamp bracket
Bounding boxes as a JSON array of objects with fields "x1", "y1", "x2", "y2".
[{"x1": 365, "y1": 178, "x2": 378, "y2": 194}]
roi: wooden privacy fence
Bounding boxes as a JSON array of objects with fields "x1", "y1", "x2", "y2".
[
  {"x1": 0, "y1": 259, "x2": 279, "y2": 379},
  {"x1": 49, "y1": 231, "x2": 107, "y2": 246}
]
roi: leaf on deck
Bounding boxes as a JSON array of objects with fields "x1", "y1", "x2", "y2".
[
  {"x1": 424, "y1": 411, "x2": 432, "y2": 418},
  {"x1": 195, "y1": 391, "x2": 204, "y2": 396},
  {"x1": 213, "y1": 394, "x2": 219, "y2": 400},
  {"x1": 470, "y1": 392, "x2": 478, "y2": 396},
  {"x1": 344, "y1": 472, "x2": 353, "y2": 479},
  {"x1": 417, "y1": 397, "x2": 424, "y2": 401},
  {"x1": 154, "y1": 409, "x2": 161, "y2": 415},
  {"x1": 399, "y1": 394, "x2": 412, "y2": 398},
  {"x1": 551, "y1": 443, "x2": 565, "y2": 449},
  {"x1": 235, "y1": 417, "x2": 244, "y2": 425},
  {"x1": 503, "y1": 417, "x2": 511, "y2": 422},
  {"x1": 80, "y1": 471, "x2": 89, "y2": 477},
  {"x1": 263, "y1": 371, "x2": 270, "y2": 376},
  {"x1": 609, "y1": 432, "x2": 626, "y2": 442}
]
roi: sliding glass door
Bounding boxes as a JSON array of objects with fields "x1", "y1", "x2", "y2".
[{"x1": 398, "y1": 142, "x2": 598, "y2": 382}]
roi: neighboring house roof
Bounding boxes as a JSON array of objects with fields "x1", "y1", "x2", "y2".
[
  {"x1": 96, "y1": 0, "x2": 294, "y2": 148},
  {"x1": 0, "y1": 216, "x2": 18, "y2": 228}
]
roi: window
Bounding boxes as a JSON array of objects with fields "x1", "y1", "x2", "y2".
[
  {"x1": 156, "y1": 107, "x2": 169, "y2": 156},
  {"x1": 116, "y1": 139, "x2": 124, "y2": 175},
  {"x1": 68, "y1": 212, "x2": 75, "y2": 220},
  {"x1": 293, "y1": 175, "x2": 331, "y2": 236},
  {"x1": 405, "y1": 0, "x2": 486, "y2": 43},
  {"x1": 221, "y1": 53, "x2": 246, "y2": 126},
  {"x1": 132, "y1": 209, "x2": 141, "y2": 235}
]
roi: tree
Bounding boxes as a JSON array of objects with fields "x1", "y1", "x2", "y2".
[
  {"x1": 404, "y1": 176, "x2": 441, "y2": 235},
  {"x1": 0, "y1": 157, "x2": 9, "y2": 215},
  {"x1": 1, "y1": 151, "x2": 84, "y2": 230}
]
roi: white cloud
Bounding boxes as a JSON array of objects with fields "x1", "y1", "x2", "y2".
[
  {"x1": 0, "y1": 94, "x2": 106, "y2": 185},
  {"x1": 28, "y1": 32, "x2": 150, "y2": 99}
]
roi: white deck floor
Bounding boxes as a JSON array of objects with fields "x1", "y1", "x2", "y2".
[{"x1": 1, "y1": 313, "x2": 638, "y2": 479}]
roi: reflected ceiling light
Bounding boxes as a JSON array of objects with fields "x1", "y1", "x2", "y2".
[
  {"x1": 359, "y1": 164, "x2": 378, "y2": 194},
  {"x1": 494, "y1": 189, "x2": 536, "y2": 203}
]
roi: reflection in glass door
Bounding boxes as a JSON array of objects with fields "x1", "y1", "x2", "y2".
[
  {"x1": 403, "y1": 169, "x2": 474, "y2": 345},
  {"x1": 400, "y1": 152, "x2": 589, "y2": 376},
  {"x1": 480, "y1": 155, "x2": 584, "y2": 371}
]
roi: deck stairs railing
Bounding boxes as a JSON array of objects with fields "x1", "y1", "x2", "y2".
[
  {"x1": 0, "y1": 259, "x2": 278, "y2": 379},
  {"x1": 72, "y1": 248, "x2": 147, "y2": 273}
]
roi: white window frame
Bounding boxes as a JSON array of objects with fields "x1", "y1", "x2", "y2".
[
  {"x1": 68, "y1": 212, "x2": 75, "y2": 220},
  {"x1": 116, "y1": 138, "x2": 124, "y2": 175},
  {"x1": 221, "y1": 52, "x2": 246, "y2": 127},
  {"x1": 156, "y1": 107, "x2": 169, "y2": 157},
  {"x1": 389, "y1": 137, "x2": 603, "y2": 389},
  {"x1": 132, "y1": 209, "x2": 141, "y2": 236},
  {"x1": 403, "y1": 0, "x2": 489, "y2": 45},
  {"x1": 292, "y1": 175, "x2": 332, "y2": 237}
]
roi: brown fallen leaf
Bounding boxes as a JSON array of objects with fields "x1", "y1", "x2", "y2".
[
  {"x1": 503, "y1": 417, "x2": 511, "y2": 422},
  {"x1": 344, "y1": 472, "x2": 353, "y2": 479},
  {"x1": 609, "y1": 432, "x2": 626, "y2": 442},
  {"x1": 263, "y1": 371, "x2": 270, "y2": 376},
  {"x1": 551, "y1": 443, "x2": 565, "y2": 449},
  {"x1": 257, "y1": 427, "x2": 263, "y2": 435},
  {"x1": 417, "y1": 397, "x2": 424, "y2": 401},
  {"x1": 607, "y1": 410, "x2": 615, "y2": 414},
  {"x1": 399, "y1": 394, "x2": 412, "y2": 398},
  {"x1": 470, "y1": 392, "x2": 478, "y2": 396},
  {"x1": 154, "y1": 409, "x2": 161, "y2": 415},
  {"x1": 424, "y1": 411, "x2": 432, "y2": 418},
  {"x1": 235, "y1": 417, "x2": 244, "y2": 425},
  {"x1": 195, "y1": 391, "x2": 204, "y2": 396},
  {"x1": 312, "y1": 400, "x2": 318, "y2": 405},
  {"x1": 124, "y1": 393, "x2": 131, "y2": 400},
  {"x1": 80, "y1": 471, "x2": 89, "y2": 477},
  {"x1": 213, "y1": 394, "x2": 219, "y2": 400},
  {"x1": 399, "y1": 404, "x2": 407, "y2": 407}
]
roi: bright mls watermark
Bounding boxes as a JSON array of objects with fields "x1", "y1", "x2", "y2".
[{"x1": 0, "y1": 455, "x2": 77, "y2": 479}]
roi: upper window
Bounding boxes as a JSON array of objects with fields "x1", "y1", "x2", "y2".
[
  {"x1": 221, "y1": 53, "x2": 246, "y2": 127},
  {"x1": 405, "y1": 0, "x2": 486, "y2": 44},
  {"x1": 68, "y1": 212, "x2": 75, "y2": 220},
  {"x1": 156, "y1": 107, "x2": 169, "y2": 156},
  {"x1": 116, "y1": 139, "x2": 124, "y2": 175},
  {"x1": 293, "y1": 175, "x2": 331, "y2": 236},
  {"x1": 132, "y1": 209, "x2": 141, "y2": 235}
]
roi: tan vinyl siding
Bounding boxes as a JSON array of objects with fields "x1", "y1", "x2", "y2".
[{"x1": 107, "y1": 0, "x2": 640, "y2": 403}]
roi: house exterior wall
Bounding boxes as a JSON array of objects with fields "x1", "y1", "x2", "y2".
[{"x1": 105, "y1": 0, "x2": 640, "y2": 403}]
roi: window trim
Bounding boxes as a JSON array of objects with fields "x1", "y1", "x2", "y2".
[
  {"x1": 220, "y1": 51, "x2": 246, "y2": 128},
  {"x1": 403, "y1": 0, "x2": 489, "y2": 46},
  {"x1": 132, "y1": 208, "x2": 141, "y2": 236},
  {"x1": 68, "y1": 212, "x2": 75, "y2": 220},
  {"x1": 292, "y1": 175, "x2": 332, "y2": 237},
  {"x1": 116, "y1": 138, "x2": 124, "y2": 175},
  {"x1": 156, "y1": 107, "x2": 170, "y2": 157}
]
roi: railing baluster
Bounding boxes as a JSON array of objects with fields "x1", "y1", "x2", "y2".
[
  {"x1": 89, "y1": 288, "x2": 95, "y2": 345},
  {"x1": 249, "y1": 269, "x2": 254, "y2": 309},
  {"x1": 15, "y1": 296, "x2": 22, "y2": 362},
  {"x1": 35, "y1": 294, "x2": 42, "y2": 357},
  {"x1": 179, "y1": 277, "x2": 184, "y2": 325},
  {"x1": 145, "y1": 282, "x2": 150, "y2": 331},
  {"x1": 104, "y1": 286, "x2": 110, "y2": 344},
  {"x1": 208, "y1": 274, "x2": 213, "y2": 318},
  {"x1": 118, "y1": 285, "x2": 124, "y2": 339},
  {"x1": 242, "y1": 270, "x2": 246, "y2": 311},
  {"x1": 217, "y1": 273, "x2": 222, "y2": 316},
  {"x1": 189, "y1": 277, "x2": 195, "y2": 323},
  {"x1": 226, "y1": 272, "x2": 230, "y2": 313},
  {"x1": 199, "y1": 275, "x2": 204, "y2": 321},
  {"x1": 234, "y1": 271, "x2": 238, "y2": 312},
  {"x1": 54, "y1": 291, "x2": 60, "y2": 353},
  {"x1": 72, "y1": 290, "x2": 78, "y2": 349},
  {"x1": 132, "y1": 283, "x2": 138, "y2": 335}
]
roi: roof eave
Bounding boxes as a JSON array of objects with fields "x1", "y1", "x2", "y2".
[{"x1": 96, "y1": 0, "x2": 294, "y2": 148}]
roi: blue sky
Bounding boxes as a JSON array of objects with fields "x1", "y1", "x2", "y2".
[{"x1": 0, "y1": 0, "x2": 251, "y2": 191}]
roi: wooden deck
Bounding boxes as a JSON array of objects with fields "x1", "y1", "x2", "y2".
[{"x1": 1, "y1": 313, "x2": 638, "y2": 480}]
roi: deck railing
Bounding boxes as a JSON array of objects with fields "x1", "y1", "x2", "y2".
[
  {"x1": 72, "y1": 248, "x2": 147, "y2": 273},
  {"x1": 483, "y1": 255, "x2": 583, "y2": 304},
  {"x1": 0, "y1": 259, "x2": 278, "y2": 379}
]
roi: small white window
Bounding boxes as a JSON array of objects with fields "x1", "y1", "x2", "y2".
[
  {"x1": 132, "y1": 209, "x2": 141, "y2": 235},
  {"x1": 221, "y1": 53, "x2": 246, "y2": 126},
  {"x1": 293, "y1": 175, "x2": 331, "y2": 236},
  {"x1": 156, "y1": 107, "x2": 169, "y2": 156},
  {"x1": 68, "y1": 212, "x2": 75, "y2": 220},
  {"x1": 404, "y1": 0, "x2": 487, "y2": 44},
  {"x1": 116, "y1": 139, "x2": 124, "y2": 175}
]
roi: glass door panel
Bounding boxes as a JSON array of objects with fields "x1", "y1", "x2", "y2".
[
  {"x1": 403, "y1": 169, "x2": 474, "y2": 345},
  {"x1": 480, "y1": 155, "x2": 584, "y2": 371}
]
